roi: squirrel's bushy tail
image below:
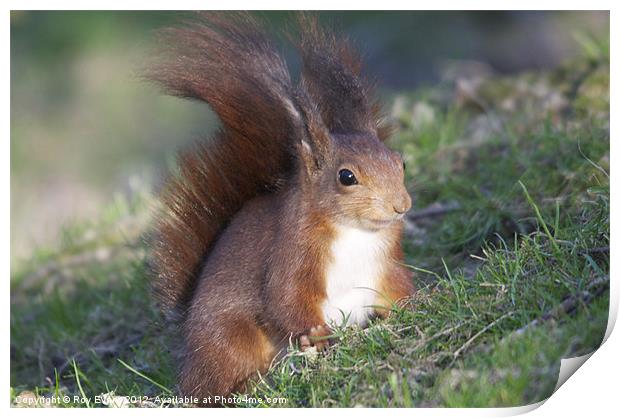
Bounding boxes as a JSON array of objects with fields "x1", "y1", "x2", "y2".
[{"x1": 146, "y1": 12, "x2": 300, "y2": 313}]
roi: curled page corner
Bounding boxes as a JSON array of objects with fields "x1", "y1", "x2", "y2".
[
  {"x1": 553, "y1": 352, "x2": 595, "y2": 394},
  {"x1": 543, "y1": 281, "x2": 615, "y2": 406},
  {"x1": 502, "y1": 352, "x2": 598, "y2": 416}
]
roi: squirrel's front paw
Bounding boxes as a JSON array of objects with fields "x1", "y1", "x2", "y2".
[{"x1": 299, "y1": 325, "x2": 333, "y2": 352}]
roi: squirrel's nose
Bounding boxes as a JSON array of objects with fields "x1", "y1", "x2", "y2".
[{"x1": 392, "y1": 192, "x2": 412, "y2": 215}]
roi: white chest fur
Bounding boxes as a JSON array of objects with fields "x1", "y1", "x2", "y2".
[{"x1": 321, "y1": 225, "x2": 387, "y2": 327}]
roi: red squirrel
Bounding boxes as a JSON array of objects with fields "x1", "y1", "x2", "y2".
[{"x1": 147, "y1": 12, "x2": 414, "y2": 404}]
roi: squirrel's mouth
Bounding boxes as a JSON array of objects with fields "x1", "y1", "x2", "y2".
[
  {"x1": 365, "y1": 214, "x2": 404, "y2": 229},
  {"x1": 365, "y1": 217, "x2": 401, "y2": 229}
]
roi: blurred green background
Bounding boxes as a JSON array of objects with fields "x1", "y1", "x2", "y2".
[{"x1": 10, "y1": 11, "x2": 609, "y2": 264}]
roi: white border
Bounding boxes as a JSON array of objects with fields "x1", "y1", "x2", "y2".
[
  {"x1": 0, "y1": 1, "x2": 616, "y2": 10},
  {"x1": 4, "y1": 3, "x2": 617, "y2": 417}
]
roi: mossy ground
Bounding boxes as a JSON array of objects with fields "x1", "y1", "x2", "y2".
[{"x1": 10, "y1": 43, "x2": 610, "y2": 407}]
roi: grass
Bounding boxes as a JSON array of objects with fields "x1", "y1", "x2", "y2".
[{"x1": 10, "y1": 49, "x2": 609, "y2": 407}]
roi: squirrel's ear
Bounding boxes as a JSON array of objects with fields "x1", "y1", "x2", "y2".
[
  {"x1": 299, "y1": 138, "x2": 317, "y2": 172},
  {"x1": 298, "y1": 135, "x2": 330, "y2": 177},
  {"x1": 293, "y1": 89, "x2": 332, "y2": 176}
]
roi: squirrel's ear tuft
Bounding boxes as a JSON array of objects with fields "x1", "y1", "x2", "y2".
[{"x1": 294, "y1": 13, "x2": 390, "y2": 141}]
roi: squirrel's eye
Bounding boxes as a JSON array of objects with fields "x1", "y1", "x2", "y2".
[
  {"x1": 338, "y1": 169, "x2": 358, "y2": 186},
  {"x1": 403, "y1": 160, "x2": 406, "y2": 171}
]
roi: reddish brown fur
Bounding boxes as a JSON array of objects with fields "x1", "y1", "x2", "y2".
[{"x1": 147, "y1": 12, "x2": 415, "y2": 405}]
